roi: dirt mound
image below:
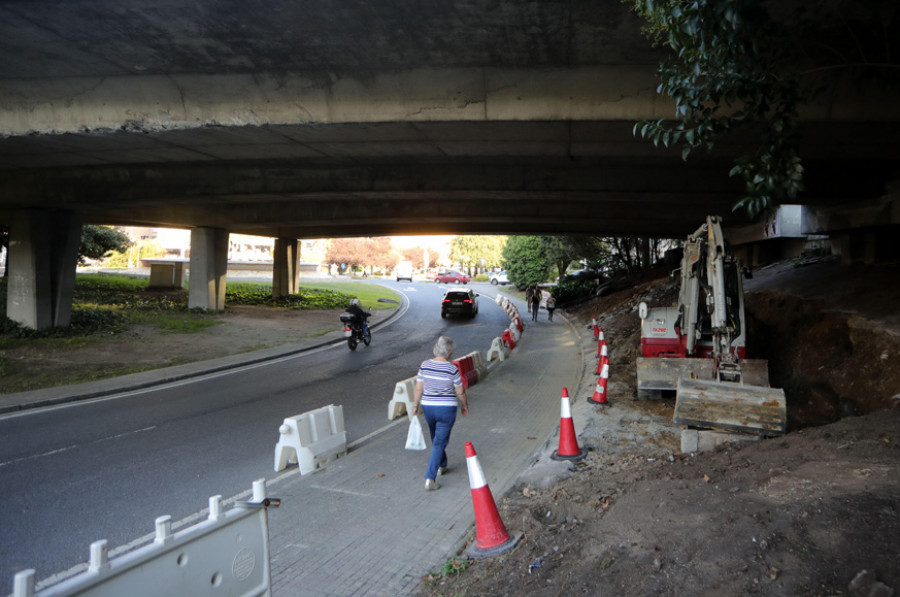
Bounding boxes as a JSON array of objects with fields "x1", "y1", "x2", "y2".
[{"x1": 418, "y1": 260, "x2": 900, "y2": 597}]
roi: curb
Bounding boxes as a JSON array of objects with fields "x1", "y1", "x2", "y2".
[{"x1": 0, "y1": 295, "x2": 410, "y2": 415}]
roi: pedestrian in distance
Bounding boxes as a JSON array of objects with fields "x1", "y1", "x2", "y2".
[
  {"x1": 411, "y1": 335, "x2": 470, "y2": 491},
  {"x1": 546, "y1": 292, "x2": 557, "y2": 321},
  {"x1": 525, "y1": 285, "x2": 534, "y2": 313},
  {"x1": 530, "y1": 287, "x2": 541, "y2": 321}
]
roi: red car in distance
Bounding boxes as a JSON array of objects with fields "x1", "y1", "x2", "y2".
[{"x1": 435, "y1": 271, "x2": 470, "y2": 284}]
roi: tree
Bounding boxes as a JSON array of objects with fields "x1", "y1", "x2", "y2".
[
  {"x1": 104, "y1": 239, "x2": 166, "y2": 268},
  {"x1": 362, "y1": 237, "x2": 394, "y2": 270},
  {"x1": 541, "y1": 236, "x2": 609, "y2": 282},
  {"x1": 79, "y1": 225, "x2": 132, "y2": 265},
  {"x1": 502, "y1": 236, "x2": 553, "y2": 288},
  {"x1": 603, "y1": 237, "x2": 678, "y2": 275},
  {"x1": 400, "y1": 246, "x2": 426, "y2": 269},
  {"x1": 326, "y1": 237, "x2": 395, "y2": 272},
  {"x1": 450, "y1": 235, "x2": 508, "y2": 274},
  {"x1": 630, "y1": 0, "x2": 899, "y2": 217}
]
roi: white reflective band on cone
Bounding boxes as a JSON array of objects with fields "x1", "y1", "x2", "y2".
[
  {"x1": 560, "y1": 396, "x2": 572, "y2": 418},
  {"x1": 467, "y1": 455, "x2": 487, "y2": 490},
  {"x1": 600, "y1": 363, "x2": 609, "y2": 378}
]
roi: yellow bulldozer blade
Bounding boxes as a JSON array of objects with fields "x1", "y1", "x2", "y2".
[{"x1": 674, "y1": 378, "x2": 787, "y2": 436}]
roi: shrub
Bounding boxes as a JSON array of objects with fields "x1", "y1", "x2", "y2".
[{"x1": 550, "y1": 278, "x2": 598, "y2": 306}]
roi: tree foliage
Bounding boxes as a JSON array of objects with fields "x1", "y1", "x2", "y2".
[
  {"x1": 603, "y1": 237, "x2": 677, "y2": 275},
  {"x1": 104, "y1": 239, "x2": 166, "y2": 269},
  {"x1": 78, "y1": 225, "x2": 132, "y2": 265},
  {"x1": 449, "y1": 235, "x2": 508, "y2": 273},
  {"x1": 399, "y1": 246, "x2": 427, "y2": 269},
  {"x1": 501, "y1": 236, "x2": 553, "y2": 288},
  {"x1": 325, "y1": 237, "x2": 394, "y2": 271},
  {"x1": 541, "y1": 236, "x2": 609, "y2": 282},
  {"x1": 631, "y1": 0, "x2": 899, "y2": 218}
]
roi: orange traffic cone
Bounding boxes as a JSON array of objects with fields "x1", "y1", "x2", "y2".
[
  {"x1": 551, "y1": 388, "x2": 586, "y2": 461},
  {"x1": 589, "y1": 362, "x2": 610, "y2": 405},
  {"x1": 596, "y1": 335, "x2": 607, "y2": 357},
  {"x1": 594, "y1": 343, "x2": 609, "y2": 374},
  {"x1": 592, "y1": 318, "x2": 600, "y2": 339},
  {"x1": 598, "y1": 327, "x2": 605, "y2": 342},
  {"x1": 464, "y1": 441, "x2": 523, "y2": 559}
]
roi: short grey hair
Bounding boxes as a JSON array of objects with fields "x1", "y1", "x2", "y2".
[{"x1": 433, "y1": 335, "x2": 456, "y2": 358}]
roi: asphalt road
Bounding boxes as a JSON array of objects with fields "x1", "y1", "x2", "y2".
[{"x1": 0, "y1": 281, "x2": 512, "y2": 586}]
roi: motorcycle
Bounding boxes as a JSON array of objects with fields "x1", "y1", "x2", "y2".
[{"x1": 340, "y1": 310, "x2": 372, "y2": 351}]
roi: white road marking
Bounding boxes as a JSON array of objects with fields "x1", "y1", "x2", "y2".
[{"x1": 0, "y1": 426, "x2": 157, "y2": 468}]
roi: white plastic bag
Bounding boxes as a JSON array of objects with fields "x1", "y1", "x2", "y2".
[{"x1": 405, "y1": 416, "x2": 427, "y2": 451}]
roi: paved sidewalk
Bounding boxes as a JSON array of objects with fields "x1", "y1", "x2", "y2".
[{"x1": 266, "y1": 309, "x2": 584, "y2": 596}]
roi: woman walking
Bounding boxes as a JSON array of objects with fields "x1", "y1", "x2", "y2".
[
  {"x1": 530, "y1": 287, "x2": 541, "y2": 321},
  {"x1": 546, "y1": 292, "x2": 557, "y2": 321},
  {"x1": 411, "y1": 335, "x2": 469, "y2": 490}
]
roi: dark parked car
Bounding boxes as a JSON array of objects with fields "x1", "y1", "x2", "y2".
[
  {"x1": 436, "y1": 271, "x2": 470, "y2": 284},
  {"x1": 441, "y1": 288, "x2": 479, "y2": 318},
  {"x1": 563, "y1": 268, "x2": 606, "y2": 282}
]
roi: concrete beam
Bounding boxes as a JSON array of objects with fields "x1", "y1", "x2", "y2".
[
  {"x1": 6, "y1": 209, "x2": 80, "y2": 329},
  {"x1": 188, "y1": 227, "x2": 228, "y2": 312},
  {"x1": 0, "y1": 68, "x2": 668, "y2": 137}
]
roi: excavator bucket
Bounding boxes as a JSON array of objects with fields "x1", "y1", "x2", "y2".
[
  {"x1": 636, "y1": 357, "x2": 771, "y2": 398},
  {"x1": 674, "y1": 378, "x2": 787, "y2": 436}
]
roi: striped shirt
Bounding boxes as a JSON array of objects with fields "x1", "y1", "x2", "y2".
[{"x1": 417, "y1": 359, "x2": 463, "y2": 407}]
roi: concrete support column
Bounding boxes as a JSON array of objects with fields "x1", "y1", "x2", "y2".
[
  {"x1": 6, "y1": 209, "x2": 81, "y2": 329},
  {"x1": 272, "y1": 238, "x2": 300, "y2": 298},
  {"x1": 188, "y1": 227, "x2": 229, "y2": 312}
]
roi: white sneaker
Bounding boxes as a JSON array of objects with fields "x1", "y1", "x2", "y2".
[
  {"x1": 437, "y1": 467, "x2": 449, "y2": 476},
  {"x1": 424, "y1": 479, "x2": 441, "y2": 491}
]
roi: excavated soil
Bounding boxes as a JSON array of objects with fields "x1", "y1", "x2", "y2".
[{"x1": 417, "y1": 259, "x2": 900, "y2": 597}]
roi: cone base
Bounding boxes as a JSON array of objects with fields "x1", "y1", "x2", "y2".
[
  {"x1": 466, "y1": 530, "x2": 524, "y2": 560},
  {"x1": 588, "y1": 396, "x2": 611, "y2": 406},
  {"x1": 550, "y1": 449, "x2": 587, "y2": 461}
]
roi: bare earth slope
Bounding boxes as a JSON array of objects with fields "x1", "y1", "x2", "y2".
[{"x1": 418, "y1": 259, "x2": 900, "y2": 597}]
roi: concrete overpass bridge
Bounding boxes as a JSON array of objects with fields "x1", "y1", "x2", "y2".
[{"x1": 1, "y1": 0, "x2": 898, "y2": 328}]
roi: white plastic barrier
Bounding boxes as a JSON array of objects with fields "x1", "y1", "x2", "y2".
[
  {"x1": 274, "y1": 405, "x2": 347, "y2": 475},
  {"x1": 486, "y1": 337, "x2": 510, "y2": 362},
  {"x1": 494, "y1": 294, "x2": 503, "y2": 305},
  {"x1": 510, "y1": 324, "x2": 521, "y2": 342},
  {"x1": 466, "y1": 350, "x2": 488, "y2": 381},
  {"x1": 13, "y1": 479, "x2": 276, "y2": 597},
  {"x1": 388, "y1": 376, "x2": 417, "y2": 420}
]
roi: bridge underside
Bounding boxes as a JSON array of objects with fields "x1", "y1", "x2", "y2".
[
  {"x1": 2, "y1": 119, "x2": 897, "y2": 239},
  {"x1": 1, "y1": 0, "x2": 898, "y2": 328}
]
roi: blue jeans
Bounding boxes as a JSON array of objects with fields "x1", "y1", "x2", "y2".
[{"x1": 421, "y1": 405, "x2": 457, "y2": 480}]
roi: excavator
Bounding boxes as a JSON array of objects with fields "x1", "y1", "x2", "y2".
[{"x1": 636, "y1": 216, "x2": 787, "y2": 436}]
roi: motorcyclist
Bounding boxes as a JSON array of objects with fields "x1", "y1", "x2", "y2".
[{"x1": 345, "y1": 298, "x2": 369, "y2": 333}]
